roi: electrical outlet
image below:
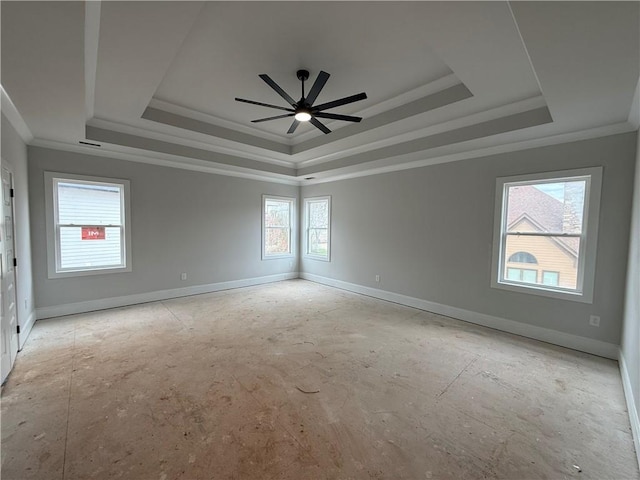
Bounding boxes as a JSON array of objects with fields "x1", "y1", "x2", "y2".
[
  {"x1": 589, "y1": 315, "x2": 600, "y2": 327},
  {"x1": 180, "y1": 272, "x2": 187, "y2": 281},
  {"x1": 375, "y1": 275, "x2": 380, "y2": 282}
]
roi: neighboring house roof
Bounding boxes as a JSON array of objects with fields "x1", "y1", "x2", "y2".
[
  {"x1": 507, "y1": 185, "x2": 579, "y2": 256},
  {"x1": 507, "y1": 185, "x2": 563, "y2": 232}
]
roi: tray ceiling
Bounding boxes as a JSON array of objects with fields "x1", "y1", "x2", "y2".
[{"x1": 1, "y1": 1, "x2": 638, "y2": 184}]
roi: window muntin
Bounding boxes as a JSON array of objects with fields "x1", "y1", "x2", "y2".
[
  {"x1": 45, "y1": 172, "x2": 131, "y2": 278},
  {"x1": 491, "y1": 167, "x2": 602, "y2": 303},
  {"x1": 304, "y1": 196, "x2": 331, "y2": 261},
  {"x1": 262, "y1": 195, "x2": 295, "y2": 259}
]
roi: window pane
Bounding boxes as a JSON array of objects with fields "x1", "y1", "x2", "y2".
[
  {"x1": 265, "y1": 200, "x2": 290, "y2": 228},
  {"x1": 506, "y1": 180, "x2": 586, "y2": 234},
  {"x1": 495, "y1": 168, "x2": 600, "y2": 301},
  {"x1": 265, "y1": 227, "x2": 290, "y2": 255},
  {"x1": 504, "y1": 234, "x2": 579, "y2": 289},
  {"x1": 506, "y1": 268, "x2": 521, "y2": 281},
  {"x1": 542, "y1": 271, "x2": 560, "y2": 286},
  {"x1": 508, "y1": 251, "x2": 537, "y2": 264},
  {"x1": 308, "y1": 200, "x2": 328, "y2": 229},
  {"x1": 308, "y1": 228, "x2": 328, "y2": 255},
  {"x1": 58, "y1": 182, "x2": 122, "y2": 225},
  {"x1": 262, "y1": 197, "x2": 294, "y2": 258},
  {"x1": 59, "y1": 226, "x2": 123, "y2": 269},
  {"x1": 522, "y1": 269, "x2": 537, "y2": 283}
]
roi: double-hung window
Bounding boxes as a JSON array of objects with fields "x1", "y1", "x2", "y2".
[
  {"x1": 262, "y1": 195, "x2": 295, "y2": 259},
  {"x1": 304, "y1": 196, "x2": 331, "y2": 261},
  {"x1": 491, "y1": 167, "x2": 602, "y2": 302},
  {"x1": 45, "y1": 172, "x2": 131, "y2": 278}
]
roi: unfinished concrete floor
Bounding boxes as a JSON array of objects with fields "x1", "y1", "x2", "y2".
[{"x1": 1, "y1": 280, "x2": 638, "y2": 480}]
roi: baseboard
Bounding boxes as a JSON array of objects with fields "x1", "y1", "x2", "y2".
[
  {"x1": 35, "y1": 270, "x2": 619, "y2": 359},
  {"x1": 619, "y1": 349, "x2": 640, "y2": 469},
  {"x1": 18, "y1": 310, "x2": 36, "y2": 350},
  {"x1": 36, "y1": 272, "x2": 299, "y2": 320},
  {"x1": 300, "y1": 273, "x2": 619, "y2": 359}
]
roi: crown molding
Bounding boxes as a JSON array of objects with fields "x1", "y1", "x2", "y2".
[
  {"x1": 144, "y1": 77, "x2": 473, "y2": 161},
  {"x1": 295, "y1": 94, "x2": 548, "y2": 169},
  {"x1": 149, "y1": 73, "x2": 462, "y2": 148},
  {"x1": 87, "y1": 117, "x2": 295, "y2": 168},
  {"x1": 24, "y1": 119, "x2": 634, "y2": 188},
  {"x1": 293, "y1": 72, "x2": 462, "y2": 143},
  {"x1": 141, "y1": 106, "x2": 291, "y2": 155},
  {"x1": 291, "y1": 83, "x2": 474, "y2": 156},
  {"x1": 148, "y1": 97, "x2": 291, "y2": 145},
  {"x1": 1, "y1": 85, "x2": 34, "y2": 143},
  {"x1": 300, "y1": 121, "x2": 636, "y2": 185},
  {"x1": 29, "y1": 138, "x2": 299, "y2": 185}
]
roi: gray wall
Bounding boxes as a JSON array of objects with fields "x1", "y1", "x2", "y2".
[
  {"x1": 28, "y1": 146, "x2": 298, "y2": 309},
  {"x1": 1, "y1": 113, "x2": 35, "y2": 343},
  {"x1": 301, "y1": 132, "x2": 637, "y2": 344},
  {"x1": 621, "y1": 127, "x2": 640, "y2": 449}
]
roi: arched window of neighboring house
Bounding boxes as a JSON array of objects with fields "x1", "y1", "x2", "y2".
[{"x1": 508, "y1": 251, "x2": 538, "y2": 264}]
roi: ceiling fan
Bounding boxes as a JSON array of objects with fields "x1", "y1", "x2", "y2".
[{"x1": 235, "y1": 69, "x2": 367, "y2": 134}]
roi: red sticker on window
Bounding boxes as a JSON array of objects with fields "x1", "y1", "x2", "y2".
[{"x1": 81, "y1": 227, "x2": 105, "y2": 240}]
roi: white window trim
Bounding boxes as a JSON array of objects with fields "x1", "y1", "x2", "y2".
[
  {"x1": 303, "y1": 196, "x2": 331, "y2": 262},
  {"x1": 261, "y1": 194, "x2": 296, "y2": 260},
  {"x1": 44, "y1": 172, "x2": 132, "y2": 278},
  {"x1": 490, "y1": 166, "x2": 602, "y2": 303}
]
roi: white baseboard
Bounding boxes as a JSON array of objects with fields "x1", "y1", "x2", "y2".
[
  {"x1": 35, "y1": 270, "x2": 620, "y2": 360},
  {"x1": 36, "y1": 272, "x2": 299, "y2": 320},
  {"x1": 301, "y1": 273, "x2": 619, "y2": 359},
  {"x1": 619, "y1": 350, "x2": 640, "y2": 469},
  {"x1": 18, "y1": 310, "x2": 36, "y2": 350}
]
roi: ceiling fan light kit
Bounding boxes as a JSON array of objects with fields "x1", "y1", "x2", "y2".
[
  {"x1": 235, "y1": 69, "x2": 367, "y2": 134},
  {"x1": 294, "y1": 110, "x2": 312, "y2": 122}
]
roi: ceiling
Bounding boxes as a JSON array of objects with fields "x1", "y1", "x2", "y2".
[{"x1": 1, "y1": 1, "x2": 638, "y2": 185}]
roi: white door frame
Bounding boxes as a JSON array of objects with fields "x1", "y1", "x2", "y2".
[{"x1": 1, "y1": 162, "x2": 19, "y2": 383}]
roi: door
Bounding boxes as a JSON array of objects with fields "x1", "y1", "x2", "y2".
[{"x1": 1, "y1": 165, "x2": 19, "y2": 383}]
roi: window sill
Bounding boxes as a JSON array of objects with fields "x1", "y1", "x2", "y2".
[
  {"x1": 304, "y1": 254, "x2": 330, "y2": 262},
  {"x1": 262, "y1": 254, "x2": 295, "y2": 260},
  {"x1": 47, "y1": 265, "x2": 131, "y2": 279},
  {"x1": 491, "y1": 279, "x2": 592, "y2": 304}
]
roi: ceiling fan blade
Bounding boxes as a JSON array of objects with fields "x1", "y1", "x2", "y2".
[
  {"x1": 251, "y1": 113, "x2": 295, "y2": 123},
  {"x1": 305, "y1": 71, "x2": 330, "y2": 106},
  {"x1": 235, "y1": 98, "x2": 294, "y2": 112},
  {"x1": 314, "y1": 112, "x2": 362, "y2": 122},
  {"x1": 259, "y1": 74, "x2": 297, "y2": 107},
  {"x1": 314, "y1": 92, "x2": 368, "y2": 112},
  {"x1": 287, "y1": 120, "x2": 300, "y2": 134},
  {"x1": 310, "y1": 117, "x2": 331, "y2": 134}
]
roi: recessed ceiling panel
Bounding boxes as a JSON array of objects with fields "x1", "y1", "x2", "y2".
[{"x1": 153, "y1": 2, "x2": 453, "y2": 137}]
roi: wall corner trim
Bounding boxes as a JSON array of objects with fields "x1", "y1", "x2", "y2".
[
  {"x1": 35, "y1": 272, "x2": 299, "y2": 320},
  {"x1": 619, "y1": 349, "x2": 640, "y2": 470},
  {"x1": 300, "y1": 272, "x2": 619, "y2": 359}
]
